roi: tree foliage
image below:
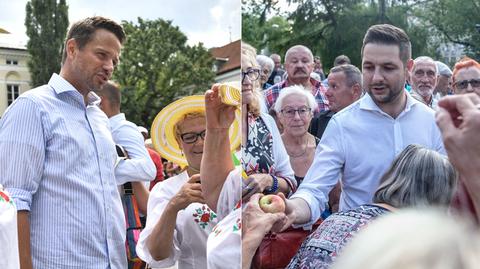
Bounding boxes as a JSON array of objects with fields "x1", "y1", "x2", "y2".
[
  {"x1": 114, "y1": 18, "x2": 215, "y2": 128},
  {"x1": 413, "y1": 0, "x2": 480, "y2": 60},
  {"x1": 25, "y1": 0, "x2": 68, "y2": 87},
  {"x1": 243, "y1": 0, "x2": 476, "y2": 72}
]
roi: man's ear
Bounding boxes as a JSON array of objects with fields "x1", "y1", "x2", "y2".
[
  {"x1": 352, "y1": 83, "x2": 362, "y2": 99},
  {"x1": 406, "y1": 59, "x2": 414, "y2": 72},
  {"x1": 65, "y1": 38, "x2": 77, "y2": 60}
]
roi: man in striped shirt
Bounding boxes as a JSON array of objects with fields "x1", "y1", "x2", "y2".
[
  {"x1": 0, "y1": 17, "x2": 132, "y2": 269},
  {"x1": 264, "y1": 45, "x2": 329, "y2": 117}
]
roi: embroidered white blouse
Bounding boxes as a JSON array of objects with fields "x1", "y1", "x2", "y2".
[
  {"x1": 207, "y1": 168, "x2": 241, "y2": 269},
  {"x1": 136, "y1": 171, "x2": 218, "y2": 269}
]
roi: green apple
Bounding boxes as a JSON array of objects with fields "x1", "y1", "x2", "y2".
[{"x1": 259, "y1": 194, "x2": 285, "y2": 213}]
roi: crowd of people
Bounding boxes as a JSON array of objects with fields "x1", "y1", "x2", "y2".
[{"x1": 1, "y1": 14, "x2": 480, "y2": 269}]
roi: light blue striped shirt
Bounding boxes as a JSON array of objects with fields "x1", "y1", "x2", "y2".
[{"x1": 0, "y1": 74, "x2": 127, "y2": 269}]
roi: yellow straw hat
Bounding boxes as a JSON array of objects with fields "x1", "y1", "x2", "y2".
[{"x1": 151, "y1": 94, "x2": 241, "y2": 168}]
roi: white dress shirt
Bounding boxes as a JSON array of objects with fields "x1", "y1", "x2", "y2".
[
  {"x1": 136, "y1": 171, "x2": 218, "y2": 269},
  {"x1": 109, "y1": 113, "x2": 156, "y2": 185},
  {"x1": 291, "y1": 92, "x2": 445, "y2": 226}
]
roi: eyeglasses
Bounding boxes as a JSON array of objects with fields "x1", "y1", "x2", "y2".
[
  {"x1": 453, "y1": 79, "x2": 480, "y2": 90},
  {"x1": 180, "y1": 130, "x2": 206, "y2": 144},
  {"x1": 242, "y1": 68, "x2": 260, "y2": 82},
  {"x1": 280, "y1": 106, "x2": 312, "y2": 118}
]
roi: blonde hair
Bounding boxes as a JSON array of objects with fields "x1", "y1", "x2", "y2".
[
  {"x1": 242, "y1": 42, "x2": 262, "y2": 117},
  {"x1": 332, "y1": 209, "x2": 480, "y2": 269},
  {"x1": 173, "y1": 111, "x2": 206, "y2": 139}
]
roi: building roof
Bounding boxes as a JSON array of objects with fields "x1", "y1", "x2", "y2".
[
  {"x1": 0, "y1": 33, "x2": 27, "y2": 50},
  {"x1": 210, "y1": 39, "x2": 240, "y2": 75}
]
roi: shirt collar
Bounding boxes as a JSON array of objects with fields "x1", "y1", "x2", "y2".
[
  {"x1": 48, "y1": 73, "x2": 101, "y2": 106},
  {"x1": 359, "y1": 89, "x2": 419, "y2": 114},
  {"x1": 109, "y1": 113, "x2": 126, "y2": 125}
]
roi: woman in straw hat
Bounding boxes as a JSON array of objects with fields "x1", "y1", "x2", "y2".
[
  {"x1": 241, "y1": 42, "x2": 296, "y2": 201},
  {"x1": 136, "y1": 95, "x2": 240, "y2": 269}
]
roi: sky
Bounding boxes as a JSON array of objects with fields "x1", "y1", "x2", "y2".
[{"x1": 0, "y1": 0, "x2": 240, "y2": 48}]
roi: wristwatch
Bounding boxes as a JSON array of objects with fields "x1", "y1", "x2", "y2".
[{"x1": 265, "y1": 174, "x2": 279, "y2": 194}]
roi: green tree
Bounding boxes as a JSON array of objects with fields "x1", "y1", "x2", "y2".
[
  {"x1": 243, "y1": 0, "x2": 437, "y2": 72},
  {"x1": 114, "y1": 18, "x2": 215, "y2": 127},
  {"x1": 413, "y1": 0, "x2": 480, "y2": 60},
  {"x1": 25, "y1": 0, "x2": 68, "y2": 87}
]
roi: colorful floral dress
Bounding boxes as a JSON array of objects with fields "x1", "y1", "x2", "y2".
[
  {"x1": 287, "y1": 204, "x2": 390, "y2": 269},
  {"x1": 242, "y1": 113, "x2": 296, "y2": 193}
]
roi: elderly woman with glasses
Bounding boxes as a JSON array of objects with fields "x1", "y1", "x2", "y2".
[
  {"x1": 137, "y1": 96, "x2": 222, "y2": 269},
  {"x1": 273, "y1": 85, "x2": 318, "y2": 187},
  {"x1": 256, "y1": 55, "x2": 275, "y2": 90},
  {"x1": 241, "y1": 42, "x2": 296, "y2": 201},
  {"x1": 452, "y1": 57, "x2": 480, "y2": 95}
]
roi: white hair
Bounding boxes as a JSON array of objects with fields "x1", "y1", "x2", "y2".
[
  {"x1": 273, "y1": 85, "x2": 318, "y2": 113},
  {"x1": 256, "y1": 55, "x2": 274, "y2": 75},
  {"x1": 436, "y1": 61, "x2": 453, "y2": 77},
  {"x1": 414, "y1": 56, "x2": 439, "y2": 74}
]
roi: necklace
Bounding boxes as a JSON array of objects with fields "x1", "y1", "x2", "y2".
[{"x1": 286, "y1": 140, "x2": 309, "y2": 158}]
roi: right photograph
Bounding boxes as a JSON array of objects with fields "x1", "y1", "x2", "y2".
[{"x1": 241, "y1": 0, "x2": 480, "y2": 268}]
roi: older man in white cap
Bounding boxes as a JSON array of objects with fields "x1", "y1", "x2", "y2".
[{"x1": 434, "y1": 61, "x2": 453, "y2": 100}]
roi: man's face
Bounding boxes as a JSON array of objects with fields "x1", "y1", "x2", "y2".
[
  {"x1": 259, "y1": 63, "x2": 272, "y2": 85},
  {"x1": 284, "y1": 48, "x2": 313, "y2": 83},
  {"x1": 271, "y1": 55, "x2": 282, "y2": 69},
  {"x1": 436, "y1": 75, "x2": 451, "y2": 96},
  {"x1": 411, "y1": 61, "x2": 438, "y2": 99},
  {"x1": 453, "y1": 66, "x2": 480, "y2": 95},
  {"x1": 314, "y1": 58, "x2": 322, "y2": 70},
  {"x1": 362, "y1": 43, "x2": 407, "y2": 105},
  {"x1": 69, "y1": 29, "x2": 121, "y2": 92},
  {"x1": 326, "y1": 71, "x2": 357, "y2": 112}
]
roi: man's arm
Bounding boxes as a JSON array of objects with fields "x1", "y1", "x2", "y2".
[
  {"x1": 111, "y1": 117, "x2": 156, "y2": 185},
  {"x1": 288, "y1": 118, "x2": 345, "y2": 226},
  {"x1": 18, "y1": 211, "x2": 33, "y2": 269},
  {"x1": 0, "y1": 98, "x2": 46, "y2": 269}
]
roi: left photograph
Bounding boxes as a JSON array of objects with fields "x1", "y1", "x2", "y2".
[{"x1": 0, "y1": 0, "x2": 241, "y2": 269}]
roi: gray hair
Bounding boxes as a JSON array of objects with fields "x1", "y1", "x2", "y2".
[
  {"x1": 329, "y1": 64, "x2": 363, "y2": 88},
  {"x1": 256, "y1": 55, "x2": 275, "y2": 76},
  {"x1": 413, "y1": 56, "x2": 439, "y2": 74},
  {"x1": 273, "y1": 85, "x2": 318, "y2": 113},
  {"x1": 373, "y1": 144, "x2": 457, "y2": 208},
  {"x1": 436, "y1": 61, "x2": 453, "y2": 77},
  {"x1": 285, "y1": 45, "x2": 313, "y2": 62},
  {"x1": 333, "y1": 55, "x2": 351, "y2": 66}
]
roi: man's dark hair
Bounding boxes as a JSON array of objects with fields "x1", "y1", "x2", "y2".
[
  {"x1": 98, "y1": 81, "x2": 121, "y2": 110},
  {"x1": 61, "y1": 16, "x2": 126, "y2": 64},
  {"x1": 361, "y1": 24, "x2": 411, "y2": 66},
  {"x1": 333, "y1": 55, "x2": 351, "y2": 66}
]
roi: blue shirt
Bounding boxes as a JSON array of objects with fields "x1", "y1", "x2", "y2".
[{"x1": 0, "y1": 74, "x2": 127, "y2": 268}]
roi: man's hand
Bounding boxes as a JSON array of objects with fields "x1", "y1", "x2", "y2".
[
  {"x1": 270, "y1": 193, "x2": 297, "y2": 233},
  {"x1": 436, "y1": 93, "x2": 480, "y2": 177}
]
